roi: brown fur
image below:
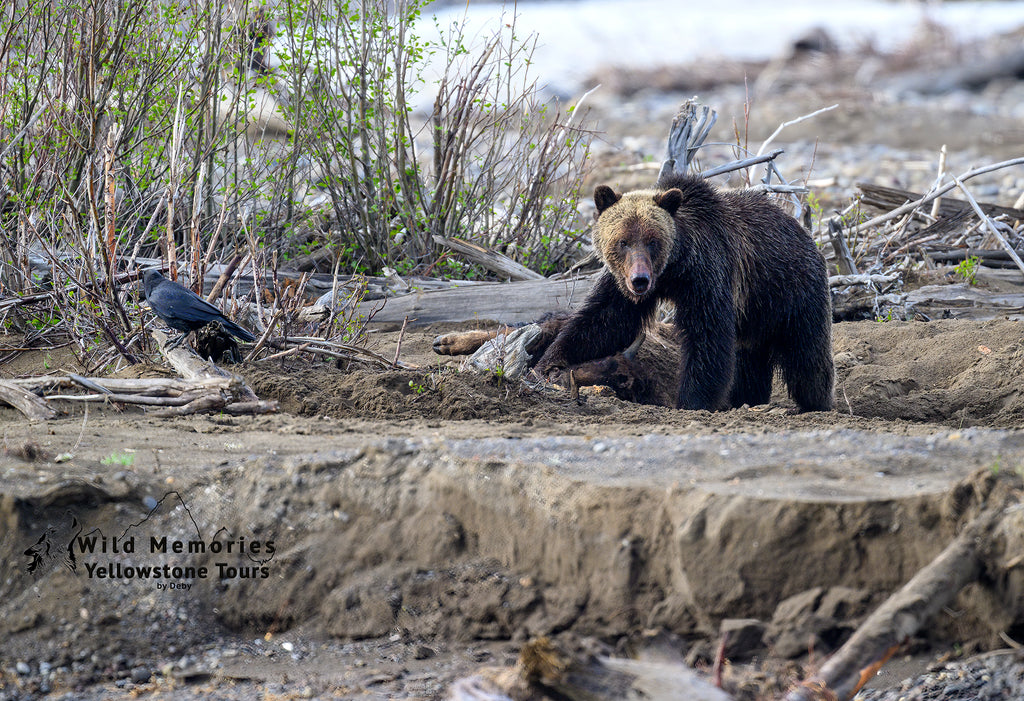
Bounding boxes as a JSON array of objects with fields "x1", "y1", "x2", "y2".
[
  {"x1": 536, "y1": 173, "x2": 835, "y2": 412},
  {"x1": 433, "y1": 327, "x2": 514, "y2": 356},
  {"x1": 434, "y1": 315, "x2": 682, "y2": 407}
]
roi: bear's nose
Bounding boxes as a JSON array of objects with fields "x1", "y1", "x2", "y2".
[{"x1": 631, "y1": 274, "x2": 650, "y2": 294}]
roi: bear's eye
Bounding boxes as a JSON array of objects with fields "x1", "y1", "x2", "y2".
[
  {"x1": 619, "y1": 240, "x2": 629, "y2": 251},
  {"x1": 648, "y1": 241, "x2": 660, "y2": 256}
]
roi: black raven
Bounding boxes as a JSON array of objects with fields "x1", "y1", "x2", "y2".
[{"x1": 143, "y1": 269, "x2": 255, "y2": 349}]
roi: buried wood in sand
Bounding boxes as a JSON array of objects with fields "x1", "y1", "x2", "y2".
[{"x1": 447, "y1": 470, "x2": 1023, "y2": 701}]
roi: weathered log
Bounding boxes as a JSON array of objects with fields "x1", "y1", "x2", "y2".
[
  {"x1": 906, "y1": 283, "x2": 1024, "y2": 320},
  {"x1": 0, "y1": 379, "x2": 57, "y2": 421},
  {"x1": 828, "y1": 274, "x2": 899, "y2": 287},
  {"x1": 832, "y1": 290, "x2": 905, "y2": 323},
  {"x1": 432, "y1": 235, "x2": 545, "y2": 281},
  {"x1": 884, "y1": 48, "x2": 1024, "y2": 95},
  {"x1": 927, "y1": 248, "x2": 1024, "y2": 269},
  {"x1": 850, "y1": 158, "x2": 1024, "y2": 236},
  {"x1": 827, "y1": 219, "x2": 857, "y2": 276},
  {"x1": 357, "y1": 274, "x2": 600, "y2": 327},
  {"x1": 6, "y1": 366, "x2": 277, "y2": 415},
  {"x1": 45, "y1": 391, "x2": 214, "y2": 406},
  {"x1": 661, "y1": 99, "x2": 717, "y2": 175},
  {"x1": 150, "y1": 329, "x2": 273, "y2": 413},
  {"x1": 908, "y1": 209, "x2": 973, "y2": 241},
  {"x1": 153, "y1": 330, "x2": 247, "y2": 389},
  {"x1": 6, "y1": 376, "x2": 198, "y2": 395},
  {"x1": 784, "y1": 507, "x2": 1003, "y2": 701}
]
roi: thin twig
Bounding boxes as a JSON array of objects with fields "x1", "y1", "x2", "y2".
[
  {"x1": 755, "y1": 104, "x2": 838, "y2": 158},
  {"x1": 393, "y1": 315, "x2": 411, "y2": 368},
  {"x1": 930, "y1": 144, "x2": 947, "y2": 220},
  {"x1": 700, "y1": 149, "x2": 785, "y2": 179},
  {"x1": 260, "y1": 343, "x2": 310, "y2": 363},
  {"x1": 267, "y1": 336, "x2": 417, "y2": 369}
]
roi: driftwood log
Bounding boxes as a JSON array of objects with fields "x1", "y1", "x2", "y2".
[
  {"x1": 858, "y1": 181, "x2": 1024, "y2": 221},
  {"x1": 884, "y1": 48, "x2": 1024, "y2": 95},
  {"x1": 449, "y1": 637, "x2": 731, "y2": 701},
  {"x1": 0, "y1": 379, "x2": 57, "y2": 420},
  {"x1": 147, "y1": 330, "x2": 275, "y2": 416},
  {"x1": 784, "y1": 507, "x2": 1005, "y2": 701},
  {"x1": 404, "y1": 270, "x2": 1024, "y2": 325},
  {"x1": 905, "y1": 283, "x2": 1024, "y2": 320},
  {"x1": 357, "y1": 274, "x2": 601, "y2": 327},
  {"x1": 930, "y1": 249, "x2": 1024, "y2": 268},
  {"x1": 432, "y1": 235, "x2": 545, "y2": 281}
]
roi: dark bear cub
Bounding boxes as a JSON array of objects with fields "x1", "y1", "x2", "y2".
[{"x1": 535, "y1": 173, "x2": 834, "y2": 412}]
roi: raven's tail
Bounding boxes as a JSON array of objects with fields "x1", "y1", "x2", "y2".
[{"x1": 220, "y1": 318, "x2": 256, "y2": 342}]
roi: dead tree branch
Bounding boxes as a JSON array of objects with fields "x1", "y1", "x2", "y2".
[{"x1": 784, "y1": 507, "x2": 1004, "y2": 701}]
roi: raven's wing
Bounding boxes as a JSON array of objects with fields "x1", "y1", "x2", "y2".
[{"x1": 150, "y1": 281, "x2": 224, "y2": 323}]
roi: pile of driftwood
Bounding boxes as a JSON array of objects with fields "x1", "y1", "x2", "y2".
[
  {"x1": 821, "y1": 153, "x2": 1024, "y2": 322},
  {"x1": 0, "y1": 331, "x2": 278, "y2": 420}
]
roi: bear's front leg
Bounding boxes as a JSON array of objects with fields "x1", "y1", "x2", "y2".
[
  {"x1": 534, "y1": 272, "x2": 655, "y2": 377},
  {"x1": 674, "y1": 290, "x2": 737, "y2": 411}
]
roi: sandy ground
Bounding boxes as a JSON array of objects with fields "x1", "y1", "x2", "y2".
[{"x1": 4, "y1": 315, "x2": 1024, "y2": 700}]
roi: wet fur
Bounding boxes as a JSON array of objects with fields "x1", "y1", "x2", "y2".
[{"x1": 535, "y1": 173, "x2": 835, "y2": 412}]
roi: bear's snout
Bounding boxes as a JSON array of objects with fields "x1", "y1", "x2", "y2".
[
  {"x1": 630, "y1": 272, "x2": 650, "y2": 294},
  {"x1": 623, "y1": 249, "x2": 654, "y2": 297}
]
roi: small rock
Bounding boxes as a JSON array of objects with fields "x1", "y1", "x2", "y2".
[
  {"x1": 130, "y1": 666, "x2": 151, "y2": 684},
  {"x1": 413, "y1": 645, "x2": 436, "y2": 660},
  {"x1": 16, "y1": 661, "x2": 30, "y2": 675},
  {"x1": 766, "y1": 586, "x2": 871, "y2": 658},
  {"x1": 719, "y1": 618, "x2": 767, "y2": 661}
]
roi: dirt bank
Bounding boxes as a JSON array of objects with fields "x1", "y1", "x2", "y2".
[{"x1": 3, "y1": 317, "x2": 1024, "y2": 699}]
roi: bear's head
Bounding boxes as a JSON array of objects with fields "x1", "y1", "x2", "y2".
[{"x1": 591, "y1": 185, "x2": 682, "y2": 302}]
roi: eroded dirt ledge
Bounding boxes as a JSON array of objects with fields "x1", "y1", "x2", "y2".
[
  {"x1": 4, "y1": 318, "x2": 1024, "y2": 697},
  {"x1": 2, "y1": 424, "x2": 1020, "y2": 696}
]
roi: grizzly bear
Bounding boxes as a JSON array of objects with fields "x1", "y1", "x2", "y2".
[{"x1": 534, "y1": 172, "x2": 834, "y2": 412}]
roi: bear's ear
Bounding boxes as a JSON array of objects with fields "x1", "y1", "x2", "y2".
[
  {"x1": 654, "y1": 188, "x2": 683, "y2": 215},
  {"x1": 594, "y1": 185, "x2": 621, "y2": 215}
]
